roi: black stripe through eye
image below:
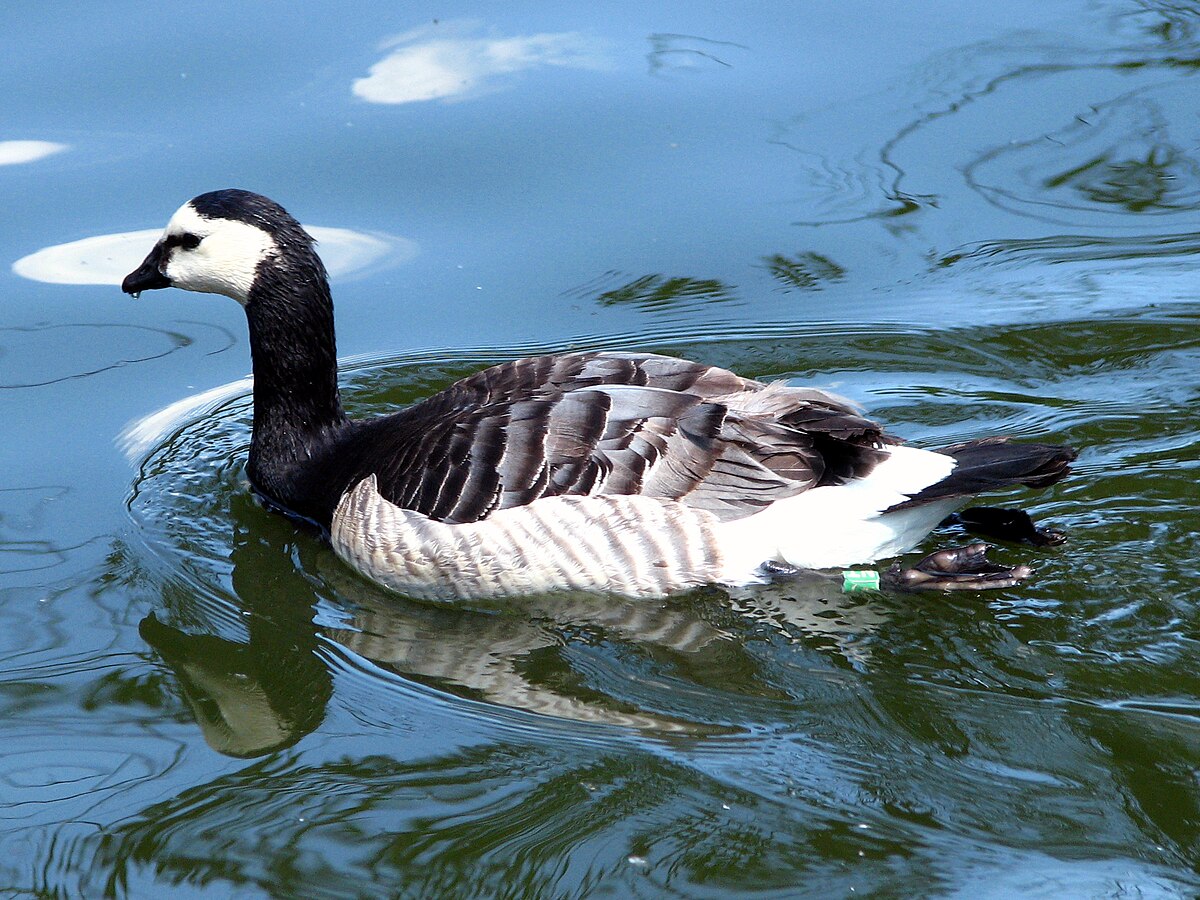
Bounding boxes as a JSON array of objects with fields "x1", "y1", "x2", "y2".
[{"x1": 163, "y1": 232, "x2": 202, "y2": 251}]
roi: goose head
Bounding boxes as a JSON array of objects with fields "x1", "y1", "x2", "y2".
[{"x1": 122, "y1": 189, "x2": 317, "y2": 306}]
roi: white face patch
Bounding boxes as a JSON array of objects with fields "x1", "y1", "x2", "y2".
[{"x1": 159, "y1": 202, "x2": 277, "y2": 305}]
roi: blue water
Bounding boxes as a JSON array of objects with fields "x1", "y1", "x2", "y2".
[{"x1": 3, "y1": 2, "x2": 1199, "y2": 896}]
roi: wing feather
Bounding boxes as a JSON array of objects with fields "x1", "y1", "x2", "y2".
[{"x1": 322, "y1": 351, "x2": 888, "y2": 526}]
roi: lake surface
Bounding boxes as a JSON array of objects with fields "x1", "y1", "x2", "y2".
[{"x1": 3, "y1": 2, "x2": 1199, "y2": 896}]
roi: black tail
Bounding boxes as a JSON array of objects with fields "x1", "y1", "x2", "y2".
[{"x1": 891, "y1": 438, "x2": 1077, "y2": 510}]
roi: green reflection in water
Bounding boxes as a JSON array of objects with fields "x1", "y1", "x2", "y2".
[
  {"x1": 1046, "y1": 144, "x2": 1196, "y2": 213},
  {"x1": 761, "y1": 251, "x2": 847, "y2": 291},
  {"x1": 594, "y1": 274, "x2": 734, "y2": 311}
]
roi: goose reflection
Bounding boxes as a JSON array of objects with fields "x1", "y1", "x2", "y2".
[
  {"x1": 138, "y1": 496, "x2": 333, "y2": 758},
  {"x1": 141, "y1": 491, "x2": 900, "y2": 757},
  {"x1": 324, "y1": 551, "x2": 896, "y2": 725}
]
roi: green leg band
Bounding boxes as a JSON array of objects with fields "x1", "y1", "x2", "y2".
[{"x1": 842, "y1": 570, "x2": 881, "y2": 592}]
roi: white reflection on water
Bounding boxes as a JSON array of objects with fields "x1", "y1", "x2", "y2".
[
  {"x1": 0, "y1": 140, "x2": 68, "y2": 166},
  {"x1": 12, "y1": 226, "x2": 416, "y2": 286},
  {"x1": 353, "y1": 23, "x2": 608, "y2": 104}
]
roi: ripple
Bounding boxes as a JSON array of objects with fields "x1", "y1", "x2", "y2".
[
  {"x1": 0, "y1": 748, "x2": 151, "y2": 801},
  {"x1": 0, "y1": 323, "x2": 188, "y2": 389},
  {"x1": 0, "y1": 711, "x2": 194, "y2": 897},
  {"x1": 76, "y1": 747, "x2": 773, "y2": 896},
  {"x1": 646, "y1": 33, "x2": 748, "y2": 76},
  {"x1": 117, "y1": 317, "x2": 1197, "y2": 768},
  {"x1": 769, "y1": 8, "x2": 1200, "y2": 237},
  {"x1": 12, "y1": 226, "x2": 415, "y2": 286},
  {"x1": 938, "y1": 231, "x2": 1200, "y2": 270},
  {"x1": 95, "y1": 315, "x2": 1200, "y2": 896},
  {"x1": 0, "y1": 729, "x2": 164, "y2": 817},
  {"x1": 1101, "y1": 697, "x2": 1200, "y2": 724},
  {"x1": 966, "y1": 81, "x2": 1200, "y2": 226},
  {"x1": 0, "y1": 485, "x2": 100, "y2": 581}
]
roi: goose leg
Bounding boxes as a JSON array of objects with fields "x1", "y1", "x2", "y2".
[
  {"x1": 881, "y1": 542, "x2": 1032, "y2": 591},
  {"x1": 756, "y1": 542, "x2": 1034, "y2": 593}
]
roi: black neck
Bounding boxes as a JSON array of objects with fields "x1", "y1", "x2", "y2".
[{"x1": 244, "y1": 252, "x2": 347, "y2": 492}]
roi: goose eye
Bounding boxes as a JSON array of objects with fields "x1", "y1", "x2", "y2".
[{"x1": 180, "y1": 233, "x2": 202, "y2": 250}]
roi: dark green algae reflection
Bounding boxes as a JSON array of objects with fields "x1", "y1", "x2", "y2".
[{"x1": 89, "y1": 312, "x2": 1200, "y2": 895}]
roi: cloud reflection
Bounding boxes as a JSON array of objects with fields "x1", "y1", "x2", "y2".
[
  {"x1": 353, "y1": 23, "x2": 608, "y2": 104},
  {"x1": 0, "y1": 140, "x2": 67, "y2": 166},
  {"x1": 12, "y1": 226, "x2": 416, "y2": 286}
]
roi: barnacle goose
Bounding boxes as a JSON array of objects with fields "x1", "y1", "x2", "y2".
[{"x1": 123, "y1": 190, "x2": 1075, "y2": 600}]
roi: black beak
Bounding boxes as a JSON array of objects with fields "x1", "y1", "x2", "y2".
[{"x1": 121, "y1": 243, "x2": 172, "y2": 296}]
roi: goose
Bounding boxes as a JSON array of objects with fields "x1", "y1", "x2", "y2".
[{"x1": 122, "y1": 189, "x2": 1076, "y2": 601}]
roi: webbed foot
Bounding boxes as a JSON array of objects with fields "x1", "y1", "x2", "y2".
[{"x1": 882, "y1": 542, "x2": 1032, "y2": 592}]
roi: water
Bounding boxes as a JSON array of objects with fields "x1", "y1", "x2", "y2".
[{"x1": 2, "y1": 2, "x2": 1198, "y2": 896}]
